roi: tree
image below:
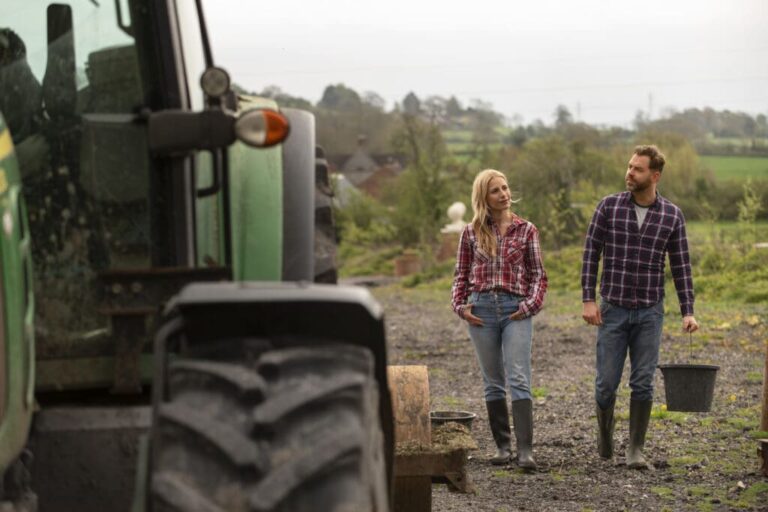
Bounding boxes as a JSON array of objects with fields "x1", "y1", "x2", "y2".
[
  {"x1": 402, "y1": 92, "x2": 421, "y2": 116},
  {"x1": 737, "y1": 179, "x2": 764, "y2": 249},
  {"x1": 318, "y1": 84, "x2": 362, "y2": 111},
  {"x1": 507, "y1": 134, "x2": 619, "y2": 245},
  {"x1": 446, "y1": 96, "x2": 463, "y2": 117},
  {"x1": 388, "y1": 115, "x2": 450, "y2": 247},
  {"x1": 258, "y1": 85, "x2": 313, "y2": 110},
  {"x1": 362, "y1": 91, "x2": 386, "y2": 111},
  {"x1": 423, "y1": 96, "x2": 447, "y2": 123},
  {"x1": 554, "y1": 104, "x2": 573, "y2": 129}
]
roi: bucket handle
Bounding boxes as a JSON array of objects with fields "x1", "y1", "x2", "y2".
[{"x1": 688, "y1": 332, "x2": 696, "y2": 361}]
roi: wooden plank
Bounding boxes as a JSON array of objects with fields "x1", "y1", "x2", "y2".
[
  {"x1": 395, "y1": 449, "x2": 475, "y2": 494},
  {"x1": 394, "y1": 450, "x2": 467, "y2": 477}
]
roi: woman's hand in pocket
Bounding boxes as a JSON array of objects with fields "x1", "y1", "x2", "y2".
[
  {"x1": 463, "y1": 305, "x2": 484, "y2": 326},
  {"x1": 509, "y1": 308, "x2": 526, "y2": 321}
]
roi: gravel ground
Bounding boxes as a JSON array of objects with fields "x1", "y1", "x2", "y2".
[{"x1": 370, "y1": 284, "x2": 768, "y2": 512}]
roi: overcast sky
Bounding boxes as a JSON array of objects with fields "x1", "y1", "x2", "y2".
[{"x1": 205, "y1": 0, "x2": 768, "y2": 127}]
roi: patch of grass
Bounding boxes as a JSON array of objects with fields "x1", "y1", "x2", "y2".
[
  {"x1": 734, "y1": 405, "x2": 761, "y2": 418},
  {"x1": 686, "y1": 485, "x2": 711, "y2": 497},
  {"x1": 492, "y1": 470, "x2": 514, "y2": 478},
  {"x1": 724, "y1": 481, "x2": 768, "y2": 509},
  {"x1": 742, "y1": 482, "x2": 768, "y2": 502},
  {"x1": 745, "y1": 371, "x2": 763, "y2": 383},
  {"x1": 401, "y1": 260, "x2": 456, "y2": 289},
  {"x1": 428, "y1": 367, "x2": 447, "y2": 378},
  {"x1": 726, "y1": 417, "x2": 758, "y2": 431},
  {"x1": 338, "y1": 243, "x2": 401, "y2": 277},
  {"x1": 669, "y1": 455, "x2": 700, "y2": 467},
  {"x1": 651, "y1": 405, "x2": 689, "y2": 424},
  {"x1": 435, "y1": 396, "x2": 466, "y2": 409},
  {"x1": 402, "y1": 350, "x2": 425, "y2": 361},
  {"x1": 748, "y1": 430, "x2": 768, "y2": 439},
  {"x1": 532, "y1": 387, "x2": 548, "y2": 399},
  {"x1": 651, "y1": 486, "x2": 675, "y2": 499}
]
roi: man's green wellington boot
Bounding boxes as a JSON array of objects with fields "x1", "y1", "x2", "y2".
[
  {"x1": 596, "y1": 398, "x2": 616, "y2": 459},
  {"x1": 626, "y1": 399, "x2": 653, "y2": 469}
]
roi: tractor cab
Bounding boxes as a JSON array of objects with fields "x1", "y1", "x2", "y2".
[{"x1": 2, "y1": 0, "x2": 288, "y2": 394}]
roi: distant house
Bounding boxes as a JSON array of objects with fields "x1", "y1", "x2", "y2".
[
  {"x1": 336, "y1": 135, "x2": 404, "y2": 199},
  {"x1": 341, "y1": 135, "x2": 380, "y2": 186},
  {"x1": 356, "y1": 158, "x2": 402, "y2": 199}
]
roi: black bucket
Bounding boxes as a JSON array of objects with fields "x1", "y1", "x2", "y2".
[
  {"x1": 658, "y1": 364, "x2": 719, "y2": 412},
  {"x1": 430, "y1": 411, "x2": 477, "y2": 430}
]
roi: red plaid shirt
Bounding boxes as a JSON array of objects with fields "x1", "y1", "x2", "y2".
[{"x1": 451, "y1": 216, "x2": 548, "y2": 319}]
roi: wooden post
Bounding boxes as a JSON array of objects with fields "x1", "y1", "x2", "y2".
[
  {"x1": 762, "y1": 341, "x2": 768, "y2": 432},
  {"x1": 760, "y1": 342, "x2": 768, "y2": 476},
  {"x1": 388, "y1": 365, "x2": 431, "y2": 512}
]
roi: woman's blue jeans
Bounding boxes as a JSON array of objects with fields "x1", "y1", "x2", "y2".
[
  {"x1": 595, "y1": 300, "x2": 664, "y2": 410},
  {"x1": 467, "y1": 291, "x2": 533, "y2": 402}
]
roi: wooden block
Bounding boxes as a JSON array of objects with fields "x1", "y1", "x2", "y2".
[{"x1": 387, "y1": 365, "x2": 431, "y2": 445}]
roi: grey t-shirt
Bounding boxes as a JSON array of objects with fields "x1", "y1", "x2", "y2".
[{"x1": 634, "y1": 203, "x2": 650, "y2": 229}]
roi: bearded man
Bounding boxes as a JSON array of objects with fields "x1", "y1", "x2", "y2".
[{"x1": 581, "y1": 145, "x2": 699, "y2": 469}]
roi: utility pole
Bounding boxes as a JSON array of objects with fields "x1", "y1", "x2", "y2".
[{"x1": 647, "y1": 93, "x2": 654, "y2": 121}]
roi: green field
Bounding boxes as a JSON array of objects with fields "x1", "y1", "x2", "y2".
[
  {"x1": 700, "y1": 155, "x2": 768, "y2": 182},
  {"x1": 686, "y1": 219, "x2": 768, "y2": 238}
]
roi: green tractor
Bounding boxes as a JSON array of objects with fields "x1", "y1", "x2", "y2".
[{"x1": 0, "y1": 1, "x2": 393, "y2": 511}]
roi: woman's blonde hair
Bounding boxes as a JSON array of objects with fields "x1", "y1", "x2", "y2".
[{"x1": 470, "y1": 169, "x2": 517, "y2": 258}]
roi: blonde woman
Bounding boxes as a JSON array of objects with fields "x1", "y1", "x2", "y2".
[{"x1": 451, "y1": 169, "x2": 548, "y2": 469}]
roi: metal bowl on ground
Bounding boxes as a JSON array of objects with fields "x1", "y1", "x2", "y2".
[{"x1": 430, "y1": 410, "x2": 477, "y2": 430}]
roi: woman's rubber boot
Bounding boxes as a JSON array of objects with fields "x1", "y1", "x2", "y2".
[
  {"x1": 485, "y1": 399, "x2": 512, "y2": 465},
  {"x1": 511, "y1": 399, "x2": 537, "y2": 471},
  {"x1": 626, "y1": 399, "x2": 653, "y2": 469},
  {"x1": 596, "y1": 398, "x2": 616, "y2": 459}
]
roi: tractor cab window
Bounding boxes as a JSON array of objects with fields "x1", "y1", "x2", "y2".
[{"x1": 1, "y1": 1, "x2": 157, "y2": 345}]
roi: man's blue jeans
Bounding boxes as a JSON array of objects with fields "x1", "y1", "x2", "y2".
[
  {"x1": 467, "y1": 291, "x2": 533, "y2": 402},
  {"x1": 595, "y1": 300, "x2": 664, "y2": 409}
]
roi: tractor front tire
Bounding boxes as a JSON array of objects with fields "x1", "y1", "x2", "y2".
[{"x1": 150, "y1": 342, "x2": 388, "y2": 512}]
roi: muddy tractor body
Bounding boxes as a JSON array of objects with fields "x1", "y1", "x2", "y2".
[{"x1": 0, "y1": 1, "x2": 394, "y2": 511}]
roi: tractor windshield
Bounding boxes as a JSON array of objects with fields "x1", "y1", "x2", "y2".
[{"x1": 0, "y1": 1, "x2": 160, "y2": 350}]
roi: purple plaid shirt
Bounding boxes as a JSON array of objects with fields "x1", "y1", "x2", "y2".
[{"x1": 581, "y1": 191, "x2": 694, "y2": 316}]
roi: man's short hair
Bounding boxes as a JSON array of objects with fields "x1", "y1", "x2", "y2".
[{"x1": 634, "y1": 145, "x2": 665, "y2": 172}]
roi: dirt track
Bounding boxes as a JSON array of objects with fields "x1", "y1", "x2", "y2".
[{"x1": 372, "y1": 285, "x2": 768, "y2": 512}]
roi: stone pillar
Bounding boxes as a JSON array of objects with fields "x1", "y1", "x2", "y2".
[{"x1": 438, "y1": 202, "x2": 467, "y2": 262}]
